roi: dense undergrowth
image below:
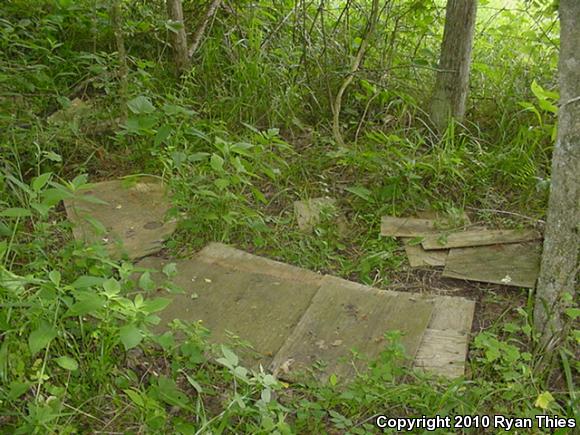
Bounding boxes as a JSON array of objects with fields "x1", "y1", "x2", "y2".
[{"x1": 0, "y1": 0, "x2": 577, "y2": 433}]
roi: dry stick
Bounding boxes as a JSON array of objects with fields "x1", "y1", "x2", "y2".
[
  {"x1": 331, "y1": 0, "x2": 380, "y2": 146},
  {"x1": 110, "y1": 0, "x2": 128, "y2": 122},
  {"x1": 188, "y1": 0, "x2": 222, "y2": 58},
  {"x1": 260, "y1": 9, "x2": 294, "y2": 49}
]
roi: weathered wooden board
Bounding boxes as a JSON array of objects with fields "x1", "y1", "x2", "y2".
[
  {"x1": 381, "y1": 216, "x2": 440, "y2": 237},
  {"x1": 64, "y1": 177, "x2": 176, "y2": 259},
  {"x1": 381, "y1": 211, "x2": 471, "y2": 238},
  {"x1": 137, "y1": 255, "x2": 322, "y2": 369},
  {"x1": 414, "y1": 295, "x2": 475, "y2": 378},
  {"x1": 421, "y1": 229, "x2": 541, "y2": 250},
  {"x1": 403, "y1": 238, "x2": 448, "y2": 267},
  {"x1": 198, "y1": 242, "x2": 322, "y2": 283},
  {"x1": 294, "y1": 197, "x2": 339, "y2": 233},
  {"x1": 442, "y1": 242, "x2": 542, "y2": 288},
  {"x1": 136, "y1": 243, "x2": 474, "y2": 381},
  {"x1": 270, "y1": 275, "x2": 434, "y2": 382}
]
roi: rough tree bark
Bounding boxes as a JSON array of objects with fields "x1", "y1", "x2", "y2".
[
  {"x1": 429, "y1": 0, "x2": 478, "y2": 131},
  {"x1": 533, "y1": 0, "x2": 580, "y2": 348},
  {"x1": 166, "y1": 0, "x2": 190, "y2": 74},
  {"x1": 110, "y1": 0, "x2": 128, "y2": 122}
]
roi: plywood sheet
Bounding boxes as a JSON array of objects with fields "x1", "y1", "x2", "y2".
[
  {"x1": 137, "y1": 255, "x2": 322, "y2": 369},
  {"x1": 442, "y1": 242, "x2": 541, "y2": 288},
  {"x1": 421, "y1": 229, "x2": 541, "y2": 250},
  {"x1": 64, "y1": 177, "x2": 176, "y2": 259},
  {"x1": 414, "y1": 295, "x2": 475, "y2": 378},
  {"x1": 270, "y1": 275, "x2": 434, "y2": 382},
  {"x1": 198, "y1": 242, "x2": 322, "y2": 283}
]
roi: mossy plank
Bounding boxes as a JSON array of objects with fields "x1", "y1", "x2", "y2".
[
  {"x1": 421, "y1": 229, "x2": 541, "y2": 250},
  {"x1": 442, "y1": 242, "x2": 541, "y2": 288},
  {"x1": 381, "y1": 216, "x2": 439, "y2": 237},
  {"x1": 64, "y1": 177, "x2": 176, "y2": 259}
]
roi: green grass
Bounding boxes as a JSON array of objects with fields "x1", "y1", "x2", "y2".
[{"x1": 0, "y1": 0, "x2": 577, "y2": 433}]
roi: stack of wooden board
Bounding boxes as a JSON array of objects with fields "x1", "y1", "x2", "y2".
[
  {"x1": 63, "y1": 179, "x2": 477, "y2": 379},
  {"x1": 381, "y1": 214, "x2": 542, "y2": 288}
]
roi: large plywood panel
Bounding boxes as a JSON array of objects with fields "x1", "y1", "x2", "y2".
[
  {"x1": 137, "y1": 255, "x2": 321, "y2": 369},
  {"x1": 270, "y1": 276, "x2": 434, "y2": 382}
]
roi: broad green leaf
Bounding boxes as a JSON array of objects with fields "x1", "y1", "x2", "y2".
[
  {"x1": 162, "y1": 262, "x2": 177, "y2": 278},
  {"x1": 28, "y1": 322, "x2": 57, "y2": 355},
  {"x1": 0, "y1": 208, "x2": 32, "y2": 218},
  {"x1": 55, "y1": 356, "x2": 78, "y2": 371},
  {"x1": 71, "y1": 275, "x2": 105, "y2": 289},
  {"x1": 534, "y1": 391, "x2": 555, "y2": 410},
  {"x1": 41, "y1": 188, "x2": 72, "y2": 206},
  {"x1": 124, "y1": 388, "x2": 145, "y2": 407},
  {"x1": 214, "y1": 178, "x2": 230, "y2": 190},
  {"x1": 127, "y1": 95, "x2": 155, "y2": 114},
  {"x1": 48, "y1": 270, "x2": 61, "y2": 286},
  {"x1": 221, "y1": 345, "x2": 238, "y2": 367},
  {"x1": 103, "y1": 278, "x2": 121, "y2": 295},
  {"x1": 345, "y1": 186, "x2": 372, "y2": 201},
  {"x1": 32, "y1": 173, "x2": 52, "y2": 192},
  {"x1": 210, "y1": 154, "x2": 224, "y2": 172},
  {"x1": 119, "y1": 323, "x2": 143, "y2": 350},
  {"x1": 155, "y1": 376, "x2": 189, "y2": 408},
  {"x1": 187, "y1": 152, "x2": 210, "y2": 162},
  {"x1": 65, "y1": 293, "x2": 106, "y2": 317},
  {"x1": 154, "y1": 125, "x2": 172, "y2": 146},
  {"x1": 7, "y1": 381, "x2": 30, "y2": 401},
  {"x1": 139, "y1": 271, "x2": 156, "y2": 291},
  {"x1": 30, "y1": 202, "x2": 51, "y2": 217},
  {"x1": 142, "y1": 297, "x2": 171, "y2": 314}
]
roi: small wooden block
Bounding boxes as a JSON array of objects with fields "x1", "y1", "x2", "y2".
[
  {"x1": 421, "y1": 229, "x2": 541, "y2": 250},
  {"x1": 442, "y1": 242, "x2": 542, "y2": 288},
  {"x1": 414, "y1": 295, "x2": 475, "y2": 378},
  {"x1": 403, "y1": 238, "x2": 448, "y2": 267}
]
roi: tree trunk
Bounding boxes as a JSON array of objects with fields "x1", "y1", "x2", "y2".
[
  {"x1": 166, "y1": 0, "x2": 190, "y2": 75},
  {"x1": 533, "y1": 0, "x2": 580, "y2": 347},
  {"x1": 429, "y1": 0, "x2": 478, "y2": 131},
  {"x1": 110, "y1": 0, "x2": 128, "y2": 122}
]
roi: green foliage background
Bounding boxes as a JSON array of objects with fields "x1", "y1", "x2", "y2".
[{"x1": 0, "y1": 0, "x2": 577, "y2": 433}]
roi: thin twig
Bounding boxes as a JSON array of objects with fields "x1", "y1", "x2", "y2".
[
  {"x1": 466, "y1": 207, "x2": 545, "y2": 224},
  {"x1": 188, "y1": 0, "x2": 222, "y2": 58}
]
